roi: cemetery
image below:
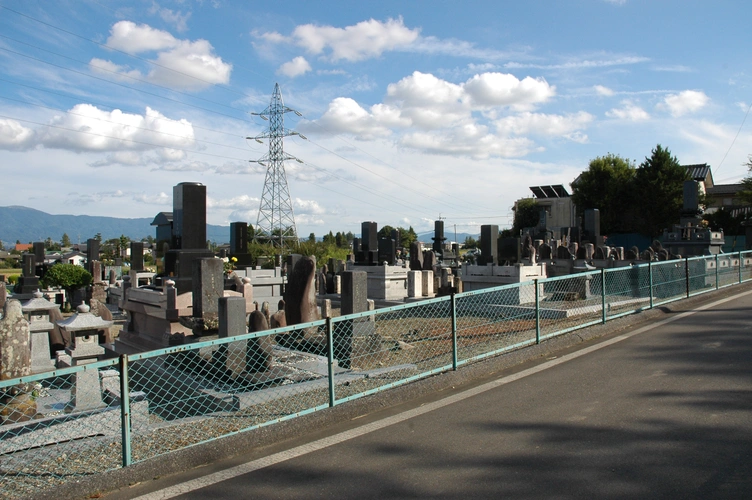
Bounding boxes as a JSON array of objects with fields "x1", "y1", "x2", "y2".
[{"x1": 1, "y1": 177, "x2": 752, "y2": 498}]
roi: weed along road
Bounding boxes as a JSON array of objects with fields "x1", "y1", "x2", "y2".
[{"x1": 110, "y1": 290, "x2": 752, "y2": 499}]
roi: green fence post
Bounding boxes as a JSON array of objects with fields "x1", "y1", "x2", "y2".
[
  {"x1": 601, "y1": 269, "x2": 607, "y2": 324},
  {"x1": 327, "y1": 317, "x2": 335, "y2": 407},
  {"x1": 739, "y1": 251, "x2": 743, "y2": 283},
  {"x1": 685, "y1": 257, "x2": 690, "y2": 298},
  {"x1": 119, "y1": 354, "x2": 132, "y2": 467},
  {"x1": 451, "y1": 292, "x2": 458, "y2": 370},
  {"x1": 534, "y1": 279, "x2": 541, "y2": 344},
  {"x1": 648, "y1": 261, "x2": 653, "y2": 309},
  {"x1": 715, "y1": 254, "x2": 719, "y2": 290}
]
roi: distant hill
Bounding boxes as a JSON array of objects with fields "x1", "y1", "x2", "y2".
[
  {"x1": 416, "y1": 230, "x2": 479, "y2": 245},
  {"x1": 0, "y1": 206, "x2": 230, "y2": 246}
]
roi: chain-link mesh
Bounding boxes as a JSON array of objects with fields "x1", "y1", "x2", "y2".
[
  {"x1": 127, "y1": 320, "x2": 330, "y2": 465},
  {"x1": 330, "y1": 298, "x2": 452, "y2": 401},
  {"x1": 603, "y1": 265, "x2": 652, "y2": 318},
  {"x1": 455, "y1": 283, "x2": 537, "y2": 363},
  {"x1": 4, "y1": 250, "x2": 752, "y2": 496},
  {"x1": 538, "y1": 273, "x2": 604, "y2": 338},
  {"x1": 0, "y1": 359, "x2": 122, "y2": 498}
]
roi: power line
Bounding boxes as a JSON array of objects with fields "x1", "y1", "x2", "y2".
[{"x1": 715, "y1": 100, "x2": 752, "y2": 175}]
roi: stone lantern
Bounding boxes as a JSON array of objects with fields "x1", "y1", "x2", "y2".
[
  {"x1": 21, "y1": 290, "x2": 59, "y2": 373},
  {"x1": 57, "y1": 304, "x2": 113, "y2": 412}
]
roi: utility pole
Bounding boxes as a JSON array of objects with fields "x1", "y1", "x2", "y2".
[{"x1": 248, "y1": 83, "x2": 306, "y2": 249}]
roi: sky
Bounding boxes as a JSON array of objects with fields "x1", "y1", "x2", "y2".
[{"x1": 1, "y1": 0, "x2": 751, "y2": 241}]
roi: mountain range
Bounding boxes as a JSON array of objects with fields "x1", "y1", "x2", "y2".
[{"x1": 0, "y1": 206, "x2": 230, "y2": 246}]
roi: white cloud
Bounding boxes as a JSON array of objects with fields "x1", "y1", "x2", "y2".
[
  {"x1": 660, "y1": 90, "x2": 709, "y2": 117},
  {"x1": 208, "y1": 194, "x2": 259, "y2": 210},
  {"x1": 89, "y1": 151, "x2": 143, "y2": 167},
  {"x1": 290, "y1": 17, "x2": 420, "y2": 62},
  {"x1": 0, "y1": 118, "x2": 35, "y2": 150},
  {"x1": 594, "y1": 85, "x2": 614, "y2": 96},
  {"x1": 603, "y1": 0, "x2": 627, "y2": 5},
  {"x1": 313, "y1": 97, "x2": 397, "y2": 139},
  {"x1": 505, "y1": 54, "x2": 648, "y2": 70},
  {"x1": 606, "y1": 100, "x2": 650, "y2": 121},
  {"x1": 100, "y1": 21, "x2": 231, "y2": 90},
  {"x1": 652, "y1": 64, "x2": 692, "y2": 72},
  {"x1": 33, "y1": 104, "x2": 195, "y2": 153},
  {"x1": 295, "y1": 198, "x2": 327, "y2": 215},
  {"x1": 106, "y1": 21, "x2": 178, "y2": 54},
  {"x1": 89, "y1": 58, "x2": 143, "y2": 81},
  {"x1": 278, "y1": 56, "x2": 312, "y2": 78},
  {"x1": 400, "y1": 128, "x2": 537, "y2": 160},
  {"x1": 133, "y1": 191, "x2": 171, "y2": 205},
  {"x1": 463, "y1": 73, "x2": 555, "y2": 109},
  {"x1": 147, "y1": 39, "x2": 232, "y2": 89},
  {"x1": 156, "y1": 7, "x2": 191, "y2": 32},
  {"x1": 494, "y1": 111, "x2": 594, "y2": 139}
]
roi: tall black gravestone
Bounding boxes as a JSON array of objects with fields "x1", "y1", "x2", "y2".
[{"x1": 479, "y1": 224, "x2": 499, "y2": 265}]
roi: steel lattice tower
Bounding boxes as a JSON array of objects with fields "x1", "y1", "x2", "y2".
[{"x1": 249, "y1": 83, "x2": 305, "y2": 248}]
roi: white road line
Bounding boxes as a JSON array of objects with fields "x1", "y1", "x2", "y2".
[{"x1": 134, "y1": 290, "x2": 752, "y2": 499}]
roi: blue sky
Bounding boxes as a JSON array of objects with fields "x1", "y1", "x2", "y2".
[{"x1": 1, "y1": 0, "x2": 750, "y2": 240}]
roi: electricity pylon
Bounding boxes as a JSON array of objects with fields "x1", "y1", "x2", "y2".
[{"x1": 248, "y1": 83, "x2": 306, "y2": 249}]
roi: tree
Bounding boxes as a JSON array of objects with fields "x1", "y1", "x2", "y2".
[
  {"x1": 570, "y1": 154, "x2": 638, "y2": 234},
  {"x1": 41, "y1": 263, "x2": 92, "y2": 309},
  {"x1": 634, "y1": 144, "x2": 688, "y2": 237},
  {"x1": 308, "y1": 232, "x2": 316, "y2": 243},
  {"x1": 400, "y1": 227, "x2": 418, "y2": 249},
  {"x1": 61, "y1": 233, "x2": 71, "y2": 247},
  {"x1": 512, "y1": 198, "x2": 540, "y2": 235},
  {"x1": 94, "y1": 233, "x2": 102, "y2": 243},
  {"x1": 464, "y1": 236, "x2": 478, "y2": 249}
]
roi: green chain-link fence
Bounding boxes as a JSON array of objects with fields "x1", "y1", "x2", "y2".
[{"x1": 1, "y1": 251, "x2": 750, "y2": 497}]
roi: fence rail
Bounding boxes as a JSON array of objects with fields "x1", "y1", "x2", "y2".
[{"x1": 1, "y1": 251, "x2": 750, "y2": 497}]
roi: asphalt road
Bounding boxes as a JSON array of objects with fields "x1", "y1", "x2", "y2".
[{"x1": 112, "y1": 290, "x2": 752, "y2": 499}]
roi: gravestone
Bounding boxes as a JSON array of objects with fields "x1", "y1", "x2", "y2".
[
  {"x1": 33, "y1": 242, "x2": 45, "y2": 265},
  {"x1": 409, "y1": 241, "x2": 424, "y2": 271},
  {"x1": 0, "y1": 300, "x2": 35, "y2": 423},
  {"x1": 86, "y1": 238, "x2": 100, "y2": 276},
  {"x1": 173, "y1": 182, "x2": 206, "y2": 250},
  {"x1": 192, "y1": 258, "x2": 224, "y2": 325},
  {"x1": 246, "y1": 310, "x2": 272, "y2": 373},
  {"x1": 583, "y1": 209, "x2": 601, "y2": 246},
  {"x1": 557, "y1": 245, "x2": 573, "y2": 259},
  {"x1": 270, "y1": 300, "x2": 286, "y2": 329},
  {"x1": 538, "y1": 243, "x2": 552, "y2": 260},
  {"x1": 47, "y1": 307, "x2": 68, "y2": 353},
  {"x1": 317, "y1": 265, "x2": 328, "y2": 296},
  {"x1": 217, "y1": 296, "x2": 247, "y2": 379},
  {"x1": 339, "y1": 271, "x2": 368, "y2": 369},
  {"x1": 422, "y1": 270, "x2": 434, "y2": 297},
  {"x1": 423, "y1": 251, "x2": 436, "y2": 271},
  {"x1": 284, "y1": 256, "x2": 319, "y2": 326},
  {"x1": 0, "y1": 282, "x2": 6, "y2": 312},
  {"x1": 230, "y1": 222, "x2": 248, "y2": 255},
  {"x1": 91, "y1": 260, "x2": 103, "y2": 283},
  {"x1": 0, "y1": 300, "x2": 31, "y2": 381},
  {"x1": 17, "y1": 254, "x2": 39, "y2": 294},
  {"x1": 378, "y1": 237, "x2": 396, "y2": 266},
  {"x1": 130, "y1": 241, "x2": 144, "y2": 272},
  {"x1": 407, "y1": 271, "x2": 422, "y2": 298},
  {"x1": 431, "y1": 220, "x2": 445, "y2": 254},
  {"x1": 479, "y1": 225, "x2": 499, "y2": 266}
]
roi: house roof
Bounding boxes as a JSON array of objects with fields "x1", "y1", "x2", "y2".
[
  {"x1": 15, "y1": 243, "x2": 32, "y2": 252},
  {"x1": 706, "y1": 184, "x2": 743, "y2": 196},
  {"x1": 684, "y1": 164, "x2": 714, "y2": 187},
  {"x1": 151, "y1": 212, "x2": 173, "y2": 226}
]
